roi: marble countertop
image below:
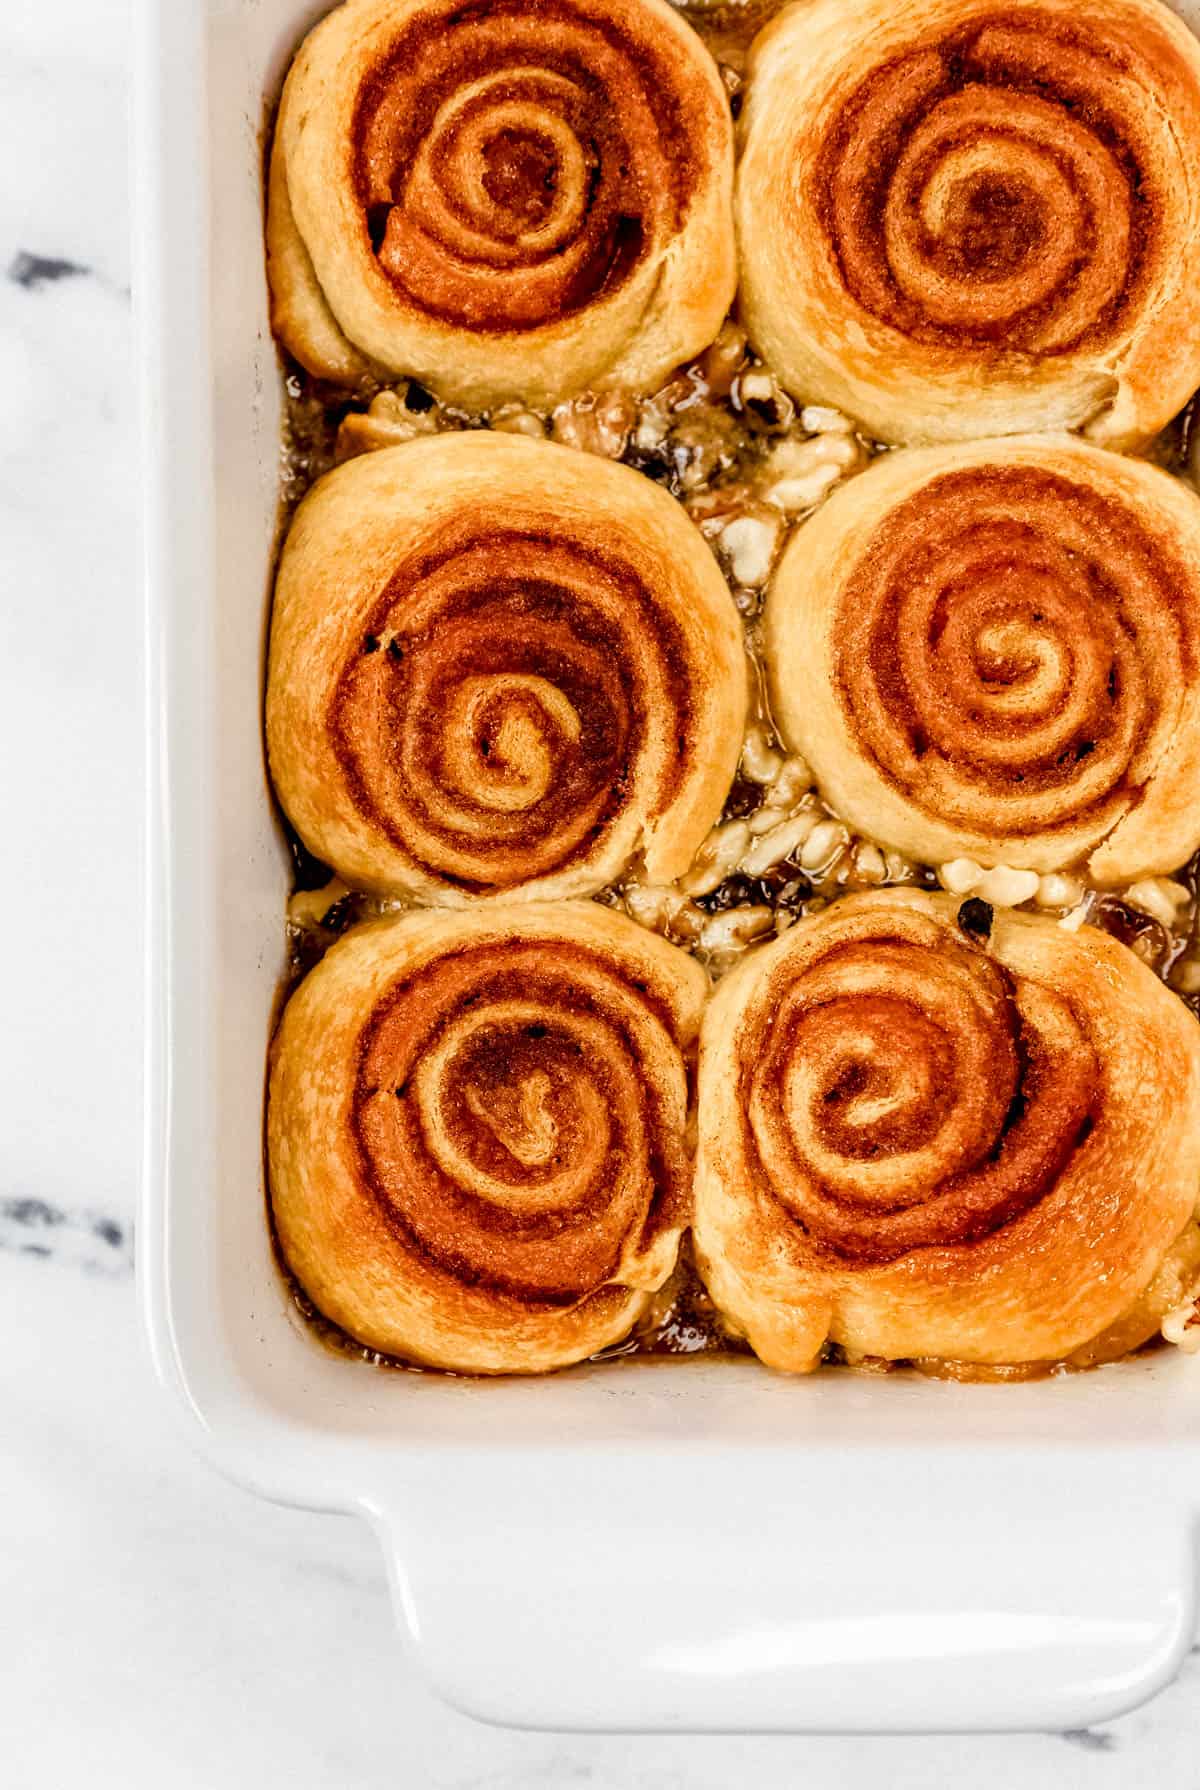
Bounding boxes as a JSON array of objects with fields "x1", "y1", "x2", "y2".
[{"x1": 3, "y1": 0, "x2": 1198, "y2": 1782}]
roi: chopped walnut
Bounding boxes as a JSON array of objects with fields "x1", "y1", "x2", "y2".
[
  {"x1": 851, "y1": 842, "x2": 888, "y2": 885},
  {"x1": 746, "y1": 803, "x2": 789, "y2": 836},
  {"x1": 647, "y1": 370, "x2": 708, "y2": 416},
  {"x1": 698, "y1": 905, "x2": 775, "y2": 964},
  {"x1": 718, "y1": 61, "x2": 743, "y2": 109},
  {"x1": 489, "y1": 402, "x2": 546, "y2": 439},
  {"x1": 938, "y1": 858, "x2": 984, "y2": 897},
  {"x1": 799, "y1": 404, "x2": 856, "y2": 434},
  {"x1": 767, "y1": 755, "x2": 814, "y2": 810},
  {"x1": 679, "y1": 819, "x2": 753, "y2": 896},
  {"x1": 698, "y1": 320, "x2": 749, "y2": 398},
  {"x1": 975, "y1": 865, "x2": 1040, "y2": 908},
  {"x1": 732, "y1": 367, "x2": 795, "y2": 433},
  {"x1": 747, "y1": 788, "x2": 820, "y2": 837},
  {"x1": 743, "y1": 811, "x2": 819, "y2": 875},
  {"x1": 1122, "y1": 877, "x2": 1192, "y2": 931},
  {"x1": 667, "y1": 409, "x2": 744, "y2": 490},
  {"x1": 689, "y1": 485, "x2": 784, "y2": 581},
  {"x1": 1171, "y1": 957, "x2": 1200, "y2": 995},
  {"x1": 686, "y1": 481, "x2": 751, "y2": 528},
  {"x1": 551, "y1": 390, "x2": 636, "y2": 458},
  {"x1": 883, "y1": 849, "x2": 917, "y2": 885},
  {"x1": 798, "y1": 818, "x2": 849, "y2": 873},
  {"x1": 718, "y1": 511, "x2": 783, "y2": 587},
  {"x1": 1035, "y1": 872, "x2": 1084, "y2": 910},
  {"x1": 760, "y1": 431, "x2": 866, "y2": 515},
  {"x1": 287, "y1": 878, "x2": 353, "y2": 930},
  {"x1": 630, "y1": 377, "x2": 744, "y2": 489},
  {"x1": 740, "y1": 721, "x2": 783, "y2": 784},
  {"x1": 335, "y1": 384, "x2": 443, "y2": 460},
  {"x1": 938, "y1": 860, "x2": 1041, "y2": 908},
  {"x1": 622, "y1": 881, "x2": 705, "y2": 944},
  {"x1": 1162, "y1": 1283, "x2": 1200, "y2": 1352}
]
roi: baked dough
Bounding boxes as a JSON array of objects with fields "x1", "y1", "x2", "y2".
[
  {"x1": 267, "y1": 0, "x2": 735, "y2": 406},
  {"x1": 736, "y1": 0, "x2": 1200, "y2": 446},
  {"x1": 693, "y1": 889, "x2": 1200, "y2": 1371},
  {"x1": 268, "y1": 901, "x2": 706, "y2": 1372},
  {"x1": 764, "y1": 435, "x2": 1200, "y2": 882},
  {"x1": 267, "y1": 432, "x2": 746, "y2": 900}
]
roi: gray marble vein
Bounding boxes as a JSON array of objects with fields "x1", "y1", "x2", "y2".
[
  {"x1": 0, "y1": 1196, "x2": 132, "y2": 1273},
  {"x1": 8, "y1": 249, "x2": 90, "y2": 288}
]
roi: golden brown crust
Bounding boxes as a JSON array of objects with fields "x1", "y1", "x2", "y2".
[
  {"x1": 268, "y1": 901, "x2": 708, "y2": 1372},
  {"x1": 266, "y1": 432, "x2": 746, "y2": 900},
  {"x1": 737, "y1": 0, "x2": 1200, "y2": 446},
  {"x1": 693, "y1": 889, "x2": 1200, "y2": 1371},
  {"x1": 764, "y1": 435, "x2": 1200, "y2": 882},
  {"x1": 266, "y1": 112, "x2": 383, "y2": 392},
  {"x1": 268, "y1": 0, "x2": 735, "y2": 405}
]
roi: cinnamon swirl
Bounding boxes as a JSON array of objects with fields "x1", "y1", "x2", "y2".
[
  {"x1": 267, "y1": 0, "x2": 735, "y2": 406},
  {"x1": 764, "y1": 435, "x2": 1200, "y2": 883},
  {"x1": 736, "y1": 0, "x2": 1200, "y2": 446},
  {"x1": 268, "y1": 901, "x2": 706, "y2": 1372},
  {"x1": 693, "y1": 889, "x2": 1200, "y2": 1372},
  {"x1": 266, "y1": 432, "x2": 746, "y2": 900}
]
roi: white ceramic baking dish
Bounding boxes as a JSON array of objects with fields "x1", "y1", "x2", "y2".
[{"x1": 135, "y1": 0, "x2": 1200, "y2": 1733}]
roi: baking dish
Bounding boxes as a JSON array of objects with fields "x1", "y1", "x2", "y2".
[{"x1": 135, "y1": 0, "x2": 1200, "y2": 1732}]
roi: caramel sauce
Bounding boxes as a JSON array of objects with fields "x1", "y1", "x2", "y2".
[{"x1": 268, "y1": 0, "x2": 1200, "y2": 1376}]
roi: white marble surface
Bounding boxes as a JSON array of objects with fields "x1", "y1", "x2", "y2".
[{"x1": 2, "y1": 0, "x2": 1199, "y2": 1781}]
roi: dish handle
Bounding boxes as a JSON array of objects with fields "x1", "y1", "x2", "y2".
[{"x1": 366, "y1": 1451, "x2": 1198, "y2": 1732}]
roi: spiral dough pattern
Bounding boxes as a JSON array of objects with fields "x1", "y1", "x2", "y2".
[
  {"x1": 266, "y1": 0, "x2": 735, "y2": 405},
  {"x1": 267, "y1": 902, "x2": 707, "y2": 1372},
  {"x1": 736, "y1": 0, "x2": 1200, "y2": 445},
  {"x1": 693, "y1": 890, "x2": 1200, "y2": 1371},
  {"x1": 266, "y1": 433, "x2": 745, "y2": 901},
  {"x1": 765, "y1": 436, "x2": 1200, "y2": 882}
]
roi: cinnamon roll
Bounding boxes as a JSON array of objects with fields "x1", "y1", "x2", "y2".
[
  {"x1": 267, "y1": 432, "x2": 746, "y2": 900},
  {"x1": 764, "y1": 436, "x2": 1200, "y2": 883},
  {"x1": 736, "y1": 0, "x2": 1200, "y2": 447},
  {"x1": 693, "y1": 889, "x2": 1200, "y2": 1372},
  {"x1": 268, "y1": 901, "x2": 706, "y2": 1372},
  {"x1": 267, "y1": 0, "x2": 735, "y2": 406}
]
